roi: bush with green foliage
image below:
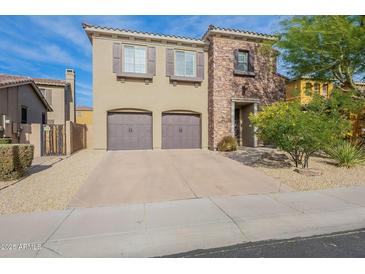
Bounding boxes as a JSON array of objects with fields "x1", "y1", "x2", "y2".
[
  {"x1": 306, "y1": 89, "x2": 365, "y2": 118},
  {"x1": 0, "y1": 144, "x2": 34, "y2": 180},
  {"x1": 0, "y1": 138, "x2": 12, "y2": 144},
  {"x1": 250, "y1": 101, "x2": 350, "y2": 168},
  {"x1": 326, "y1": 141, "x2": 365, "y2": 168},
  {"x1": 306, "y1": 89, "x2": 365, "y2": 141},
  {"x1": 217, "y1": 136, "x2": 238, "y2": 152}
]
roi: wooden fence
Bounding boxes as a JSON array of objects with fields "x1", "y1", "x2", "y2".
[
  {"x1": 70, "y1": 122, "x2": 87, "y2": 153},
  {"x1": 42, "y1": 124, "x2": 66, "y2": 156},
  {"x1": 41, "y1": 122, "x2": 87, "y2": 156}
]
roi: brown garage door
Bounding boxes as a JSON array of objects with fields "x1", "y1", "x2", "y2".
[
  {"x1": 107, "y1": 112, "x2": 152, "y2": 150},
  {"x1": 162, "y1": 113, "x2": 201, "y2": 149}
]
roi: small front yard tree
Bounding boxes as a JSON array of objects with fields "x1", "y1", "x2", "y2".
[{"x1": 250, "y1": 101, "x2": 350, "y2": 168}]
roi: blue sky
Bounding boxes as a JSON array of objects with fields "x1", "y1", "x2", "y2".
[{"x1": 0, "y1": 16, "x2": 286, "y2": 107}]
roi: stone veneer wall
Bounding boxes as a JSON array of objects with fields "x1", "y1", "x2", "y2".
[{"x1": 208, "y1": 36, "x2": 286, "y2": 150}]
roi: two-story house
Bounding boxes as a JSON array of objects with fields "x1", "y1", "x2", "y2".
[
  {"x1": 34, "y1": 69, "x2": 76, "y2": 125},
  {"x1": 83, "y1": 23, "x2": 208, "y2": 150},
  {"x1": 286, "y1": 76, "x2": 334, "y2": 104},
  {"x1": 83, "y1": 23, "x2": 285, "y2": 151}
]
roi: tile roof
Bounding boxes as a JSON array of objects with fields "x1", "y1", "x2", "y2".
[
  {"x1": 0, "y1": 74, "x2": 52, "y2": 111},
  {"x1": 76, "y1": 106, "x2": 93, "y2": 111},
  {"x1": 203, "y1": 24, "x2": 277, "y2": 40},
  {"x1": 33, "y1": 78, "x2": 66, "y2": 87},
  {"x1": 0, "y1": 74, "x2": 33, "y2": 88},
  {"x1": 82, "y1": 23, "x2": 206, "y2": 44}
]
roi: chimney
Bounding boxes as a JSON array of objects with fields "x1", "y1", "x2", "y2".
[{"x1": 65, "y1": 69, "x2": 76, "y2": 122}]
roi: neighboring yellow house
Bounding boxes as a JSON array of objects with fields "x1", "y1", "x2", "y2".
[
  {"x1": 76, "y1": 106, "x2": 93, "y2": 125},
  {"x1": 286, "y1": 76, "x2": 334, "y2": 104},
  {"x1": 286, "y1": 77, "x2": 365, "y2": 140}
]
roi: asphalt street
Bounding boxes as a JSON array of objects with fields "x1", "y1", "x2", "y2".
[{"x1": 165, "y1": 229, "x2": 365, "y2": 258}]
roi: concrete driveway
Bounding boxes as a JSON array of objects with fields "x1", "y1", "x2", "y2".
[{"x1": 70, "y1": 150, "x2": 291, "y2": 207}]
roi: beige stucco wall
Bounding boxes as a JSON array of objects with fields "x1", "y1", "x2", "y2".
[
  {"x1": 37, "y1": 84, "x2": 66, "y2": 125},
  {"x1": 92, "y1": 36, "x2": 209, "y2": 150}
]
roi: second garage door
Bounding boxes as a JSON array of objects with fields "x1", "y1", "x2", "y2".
[
  {"x1": 107, "y1": 112, "x2": 152, "y2": 150},
  {"x1": 162, "y1": 113, "x2": 201, "y2": 149}
]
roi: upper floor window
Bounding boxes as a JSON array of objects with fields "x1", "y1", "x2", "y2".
[
  {"x1": 314, "y1": 83, "x2": 320, "y2": 94},
  {"x1": 123, "y1": 45, "x2": 147, "y2": 74},
  {"x1": 40, "y1": 88, "x2": 52, "y2": 105},
  {"x1": 237, "y1": 51, "x2": 249, "y2": 72},
  {"x1": 234, "y1": 49, "x2": 255, "y2": 76},
  {"x1": 305, "y1": 82, "x2": 312, "y2": 96},
  {"x1": 322, "y1": 84, "x2": 328, "y2": 97},
  {"x1": 21, "y1": 106, "x2": 27, "y2": 124},
  {"x1": 175, "y1": 50, "x2": 196, "y2": 78}
]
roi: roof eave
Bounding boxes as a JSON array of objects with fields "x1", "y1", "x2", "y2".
[
  {"x1": 34, "y1": 81, "x2": 67, "y2": 87},
  {"x1": 82, "y1": 23, "x2": 207, "y2": 47},
  {"x1": 30, "y1": 82, "x2": 53, "y2": 111},
  {"x1": 0, "y1": 81, "x2": 32, "y2": 90},
  {"x1": 0, "y1": 80, "x2": 52, "y2": 111},
  {"x1": 203, "y1": 29, "x2": 277, "y2": 42}
]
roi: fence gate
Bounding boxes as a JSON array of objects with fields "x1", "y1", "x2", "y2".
[{"x1": 42, "y1": 124, "x2": 66, "y2": 156}]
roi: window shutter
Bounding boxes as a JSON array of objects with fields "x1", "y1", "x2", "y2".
[
  {"x1": 196, "y1": 52, "x2": 204, "y2": 80},
  {"x1": 166, "y1": 48, "x2": 174, "y2": 76},
  {"x1": 147, "y1": 47, "x2": 156, "y2": 75},
  {"x1": 113, "y1": 43, "x2": 122, "y2": 75},
  {"x1": 234, "y1": 49, "x2": 239, "y2": 70},
  {"x1": 248, "y1": 50, "x2": 255, "y2": 72}
]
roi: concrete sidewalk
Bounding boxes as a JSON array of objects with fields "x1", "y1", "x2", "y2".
[{"x1": 1, "y1": 186, "x2": 365, "y2": 257}]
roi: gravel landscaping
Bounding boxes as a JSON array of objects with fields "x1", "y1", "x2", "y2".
[
  {"x1": 0, "y1": 150, "x2": 106, "y2": 215},
  {"x1": 224, "y1": 147, "x2": 365, "y2": 191}
]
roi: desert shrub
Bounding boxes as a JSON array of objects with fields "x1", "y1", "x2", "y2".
[
  {"x1": 0, "y1": 144, "x2": 34, "y2": 180},
  {"x1": 0, "y1": 138, "x2": 12, "y2": 144},
  {"x1": 326, "y1": 141, "x2": 365, "y2": 168},
  {"x1": 217, "y1": 136, "x2": 238, "y2": 152},
  {"x1": 250, "y1": 101, "x2": 350, "y2": 168}
]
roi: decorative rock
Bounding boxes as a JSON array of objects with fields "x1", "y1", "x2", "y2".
[{"x1": 294, "y1": 168, "x2": 323, "y2": 176}]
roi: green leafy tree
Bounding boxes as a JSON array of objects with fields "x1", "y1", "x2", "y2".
[
  {"x1": 250, "y1": 101, "x2": 350, "y2": 168},
  {"x1": 276, "y1": 16, "x2": 365, "y2": 92},
  {"x1": 305, "y1": 89, "x2": 365, "y2": 117},
  {"x1": 305, "y1": 89, "x2": 365, "y2": 142}
]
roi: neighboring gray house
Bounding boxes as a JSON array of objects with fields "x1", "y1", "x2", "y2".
[{"x1": 0, "y1": 74, "x2": 52, "y2": 156}]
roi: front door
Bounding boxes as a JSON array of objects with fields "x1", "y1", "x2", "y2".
[{"x1": 234, "y1": 108, "x2": 240, "y2": 145}]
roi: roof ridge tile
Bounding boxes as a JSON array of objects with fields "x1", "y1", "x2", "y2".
[{"x1": 82, "y1": 22, "x2": 204, "y2": 42}]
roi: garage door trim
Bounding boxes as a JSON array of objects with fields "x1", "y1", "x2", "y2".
[
  {"x1": 107, "y1": 111, "x2": 153, "y2": 151},
  {"x1": 162, "y1": 112, "x2": 201, "y2": 149}
]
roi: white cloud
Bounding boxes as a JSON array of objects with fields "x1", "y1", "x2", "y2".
[
  {"x1": 0, "y1": 40, "x2": 91, "y2": 72},
  {"x1": 76, "y1": 82, "x2": 92, "y2": 97},
  {"x1": 29, "y1": 16, "x2": 91, "y2": 55}
]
